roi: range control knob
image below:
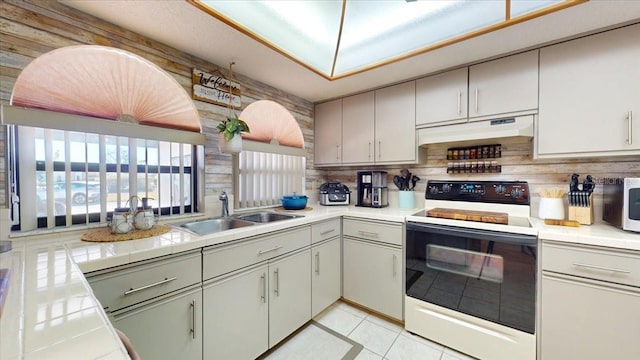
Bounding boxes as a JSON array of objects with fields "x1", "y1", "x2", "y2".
[
  {"x1": 510, "y1": 188, "x2": 522, "y2": 199},
  {"x1": 495, "y1": 185, "x2": 505, "y2": 195},
  {"x1": 429, "y1": 186, "x2": 439, "y2": 195},
  {"x1": 442, "y1": 184, "x2": 451, "y2": 193}
]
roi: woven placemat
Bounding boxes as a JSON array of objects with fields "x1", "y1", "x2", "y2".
[
  {"x1": 273, "y1": 206, "x2": 314, "y2": 212},
  {"x1": 81, "y1": 224, "x2": 172, "y2": 242}
]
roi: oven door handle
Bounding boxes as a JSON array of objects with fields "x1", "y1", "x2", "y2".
[{"x1": 406, "y1": 222, "x2": 537, "y2": 246}]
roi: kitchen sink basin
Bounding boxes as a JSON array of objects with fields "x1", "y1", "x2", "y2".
[
  {"x1": 234, "y1": 211, "x2": 303, "y2": 223},
  {"x1": 175, "y1": 217, "x2": 255, "y2": 236}
]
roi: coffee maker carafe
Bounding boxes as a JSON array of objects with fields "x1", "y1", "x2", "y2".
[{"x1": 356, "y1": 170, "x2": 388, "y2": 208}]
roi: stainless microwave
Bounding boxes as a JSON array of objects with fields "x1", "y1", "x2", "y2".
[{"x1": 603, "y1": 177, "x2": 640, "y2": 232}]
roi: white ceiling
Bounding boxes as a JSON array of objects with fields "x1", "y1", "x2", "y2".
[{"x1": 60, "y1": 0, "x2": 640, "y2": 103}]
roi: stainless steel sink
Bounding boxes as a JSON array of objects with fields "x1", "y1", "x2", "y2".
[
  {"x1": 234, "y1": 211, "x2": 303, "y2": 223},
  {"x1": 175, "y1": 217, "x2": 255, "y2": 236}
]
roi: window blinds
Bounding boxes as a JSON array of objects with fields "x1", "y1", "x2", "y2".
[
  {"x1": 236, "y1": 150, "x2": 305, "y2": 209},
  {"x1": 16, "y1": 126, "x2": 196, "y2": 231}
]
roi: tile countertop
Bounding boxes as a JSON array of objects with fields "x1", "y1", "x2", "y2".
[
  {"x1": 531, "y1": 218, "x2": 640, "y2": 251},
  {"x1": 1, "y1": 203, "x2": 638, "y2": 359},
  {"x1": 0, "y1": 204, "x2": 415, "y2": 360}
]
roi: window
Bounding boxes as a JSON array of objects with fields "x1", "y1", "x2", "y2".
[
  {"x1": 235, "y1": 150, "x2": 305, "y2": 209},
  {"x1": 9, "y1": 125, "x2": 199, "y2": 231}
]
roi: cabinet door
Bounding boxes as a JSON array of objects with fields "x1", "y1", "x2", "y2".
[
  {"x1": 541, "y1": 273, "x2": 640, "y2": 360},
  {"x1": 203, "y1": 264, "x2": 269, "y2": 360},
  {"x1": 269, "y1": 249, "x2": 312, "y2": 347},
  {"x1": 112, "y1": 287, "x2": 202, "y2": 360},
  {"x1": 342, "y1": 91, "x2": 375, "y2": 164},
  {"x1": 469, "y1": 50, "x2": 538, "y2": 119},
  {"x1": 374, "y1": 82, "x2": 416, "y2": 163},
  {"x1": 311, "y1": 238, "x2": 342, "y2": 317},
  {"x1": 538, "y1": 24, "x2": 640, "y2": 157},
  {"x1": 416, "y1": 68, "x2": 468, "y2": 126},
  {"x1": 314, "y1": 99, "x2": 342, "y2": 165},
  {"x1": 343, "y1": 238, "x2": 403, "y2": 320}
]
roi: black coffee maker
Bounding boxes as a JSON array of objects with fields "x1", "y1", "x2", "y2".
[{"x1": 356, "y1": 171, "x2": 388, "y2": 208}]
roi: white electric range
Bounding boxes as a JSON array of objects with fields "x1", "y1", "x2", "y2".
[{"x1": 405, "y1": 180, "x2": 537, "y2": 360}]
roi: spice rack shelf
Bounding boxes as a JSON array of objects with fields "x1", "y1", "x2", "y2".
[{"x1": 446, "y1": 144, "x2": 502, "y2": 174}]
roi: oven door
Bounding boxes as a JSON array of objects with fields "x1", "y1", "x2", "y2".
[{"x1": 406, "y1": 221, "x2": 537, "y2": 334}]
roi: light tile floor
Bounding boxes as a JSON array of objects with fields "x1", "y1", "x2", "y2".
[{"x1": 270, "y1": 300, "x2": 478, "y2": 360}]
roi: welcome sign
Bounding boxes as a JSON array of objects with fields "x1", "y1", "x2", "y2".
[{"x1": 192, "y1": 68, "x2": 241, "y2": 108}]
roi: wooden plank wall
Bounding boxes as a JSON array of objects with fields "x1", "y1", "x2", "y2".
[
  {"x1": 318, "y1": 137, "x2": 639, "y2": 218},
  {"x1": 0, "y1": 0, "x2": 318, "y2": 209}
]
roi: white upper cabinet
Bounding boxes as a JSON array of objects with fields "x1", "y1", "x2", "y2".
[
  {"x1": 537, "y1": 24, "x2": 640, "y2": 158},
  {"x1": 468, "y1": 50, "x2": 539, "y2": 120},
  {"x1": 375, "y1": 81, "x2": 417, "y2": 163},
  {"x1": 315, "y1": 83, "x2": 423, "y2": 166},
  {"x1": 416, "y1": 67, "x2": 468, "y2": 127},
  {"x1": 342, "y1": 91, "x2": 375, "y2": 164},
  {"x1": 314, "y1": 99, "x2": 342, "y2": 165}
]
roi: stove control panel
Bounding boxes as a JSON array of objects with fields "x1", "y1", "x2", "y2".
[{"x1": 426, "y1": 180, "x2": 530, "y2": 205}]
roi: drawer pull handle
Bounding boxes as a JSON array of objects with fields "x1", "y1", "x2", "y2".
[
  {"x1": 320, "y1": 229, "x2": 336, "y2": 236},
  {"x1": 258, "y1": 245, "x2": 282, "y2": 255},
  {"x1": 358, "y1": 230, "x2": 379, "y2": 238},
  {"x1": 190, "y1": 299, "x2": 197, "y2": 339},
  {"x1": 572, "y1": 263, "x2": 631, "y2": 274},
  {"x1": 124, "y1": 277, "x2": 177, "y2": 295}
]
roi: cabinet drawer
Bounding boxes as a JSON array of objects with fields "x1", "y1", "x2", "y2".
[
  {"x1": 312, "y1": 218, "x2": 341, "y2": 244},
  {"x1": 203, "y1": 226, "x2": 311, "y2": 280},
  {"x1": 87, "y1": 250, "x2": 201, "y2": 312},
  {"x1": 542, "y1": 242, "x2": 640, "y2": 287},
  {"x1": 343, "y1": 218, "x2": 402, "y2": 246}
]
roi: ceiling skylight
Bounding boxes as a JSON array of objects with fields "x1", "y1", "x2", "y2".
[{"x1": 189, "y1": 0, "x2": 584, "y2": 80}]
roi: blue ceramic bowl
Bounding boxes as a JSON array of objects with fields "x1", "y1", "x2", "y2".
[{"x1": 281, "y1": 194, "x2": 308, "y2": 210}]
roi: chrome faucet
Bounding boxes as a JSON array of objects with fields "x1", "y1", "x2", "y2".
[{"x1": 219, "y1": 191, "x2": 229, "y2": 217}]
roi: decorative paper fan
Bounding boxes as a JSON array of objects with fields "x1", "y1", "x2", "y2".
[
  {"x1": 10, "y1": 45, "x2": 201, "y2": 132},
  {"x1": 239, "y1": 100, "x2": 304, "y2": 148}
]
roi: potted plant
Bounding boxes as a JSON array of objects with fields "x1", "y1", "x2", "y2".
[{"x1": 217, "y1": 115, "x2": 250, "y2": 153}]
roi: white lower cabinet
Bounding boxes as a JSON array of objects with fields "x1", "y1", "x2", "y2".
[
  {"x1": 269, "y1": 248, "x2": 312, "y2": 346},
  {"x1": 311, "y1": 237, "x2": 342, "y2": 317},
  {"x1": 540, "y1": 241, "x2": 640, "y2": 360},
  {"x1": 111, "y1": 286, "x2": 202, "y2": 360},
  {"x1": 203, "y1": 248, "x2": 311, "y2": 360},
  {"x1": 540, "y1": 274, "x2": 640, "y2": 360},
  {"x1": 86, "y1": 250, "x2": 202, "y2": 360},
  {"x1": 343, "y1": 237, "x2": 403, "y2": 320},
  {"x1": 202, "y1": 263, "x2": 269, "y2": 360}
]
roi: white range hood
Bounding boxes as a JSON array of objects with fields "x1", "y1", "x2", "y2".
[{"x1": 417, "y1": 115, "x2": 534, "y2": 146}]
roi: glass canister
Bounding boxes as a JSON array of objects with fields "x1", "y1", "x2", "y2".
[
  {"x1": 111, "y1": 207, "x2": 133, "y2": 234},
  {"x1": 134, "y1": 207, "x2": 156, "y2": 230}
]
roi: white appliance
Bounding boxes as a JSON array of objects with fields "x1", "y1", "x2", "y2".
[
  {"x1": 417, "y1": 115, "x2": 534, "y2": 146},
  {"x1": 405, "y1": 180, "x2": 536, "y2": 360},
  {"x1": 603, "y1": 177, "x2": 640, "y2": 232}
]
